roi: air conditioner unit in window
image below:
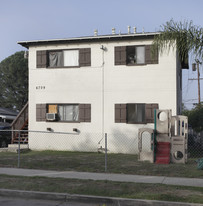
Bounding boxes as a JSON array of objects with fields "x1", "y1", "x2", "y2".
[{"x1": 46, "y1": 113, "x2": 56, "y2": 121}]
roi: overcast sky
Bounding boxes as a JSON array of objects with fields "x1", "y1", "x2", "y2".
[{"x1": 1, "y1": 0, "x2": 203, "y2": 109}]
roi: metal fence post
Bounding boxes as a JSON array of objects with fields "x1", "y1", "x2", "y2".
[
  {"x1": 105, "y1": 133, "x2": 107, "y2": 172},
  {"x1": 18, "y1": 131, "x2": 20, "y2": 168}
]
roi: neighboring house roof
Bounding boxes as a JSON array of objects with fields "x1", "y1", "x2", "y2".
[
  {"x1": 18, "y1": 32, "x2": 160, "y2": 48},
  {"x1": 0, "y1": 122, "x2": 11, "y2": 128},
  {"x1": 0, "y1": 107, "x2": 18, "y2": 120}
]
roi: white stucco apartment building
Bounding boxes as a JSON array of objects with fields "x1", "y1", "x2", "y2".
[{"x1": 18, "y1": 31, "x2": 186, "y2": 153}]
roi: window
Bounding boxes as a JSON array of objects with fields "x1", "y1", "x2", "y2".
[
  {"x1": 48, "y1": 50, "x2": 79, "y2": 67},
  {"x1": 58, "y1": 104, "x2": 79, "y2": 122},
  {"x1": 127, "y1": 104, "x2": 145, "y2": 123},
  {"x1": 36, "y1": 103, "x2": 91, "y2": 122},
  {"x1": 49, "y1": 51, "x2": 63, "y2": 67},
  {"x1": 36, "y1": 48, "x2": 91, "y2": 68},
  {"x1": 127, "y1": 46, "x2": 145, "y2": 65},
  {"x1": 115, "y1": 103, "x2": 158, "y2": 124},
  {"x1": 64, "y1": 50, "x2": 79, "y2": 67},
  {"x1": 115, "y1": 45, "x2": 158, "y2": 66}
]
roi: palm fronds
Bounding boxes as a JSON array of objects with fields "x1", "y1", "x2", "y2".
[{"x1": 153, "y1": 19, "x2": 203, "y2": 62}]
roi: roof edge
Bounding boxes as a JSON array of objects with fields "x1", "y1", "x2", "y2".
[{"x1": 18, "y1": 32, "x2": 160, "y2": 48}]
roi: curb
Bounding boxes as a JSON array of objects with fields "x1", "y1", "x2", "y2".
[{"x1": 0, "y1": 189, "x2": 203, "y2": 206}]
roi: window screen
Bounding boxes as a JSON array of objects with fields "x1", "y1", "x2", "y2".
[
  {"x1": 126, "y1": 46, "x2": 145, "y2": 65},
  {"x1": 136, "y1": 46, "x2": 145, "y2": 64},
  {"x1": 127, "y1": 104, "x2": 145, "y2": 123},
  {"x1": 48, "y1": 50, "x2": 79, "y2": 67},
  {"x1": 64, "y1": 50, "x2": 79, "y2": 66},
  {"x1": 58, "y1": 105, "x2": 79, "y2": 121},
  {"x1": 49, "y1": 51, "x2": 63, "y2": 67}
]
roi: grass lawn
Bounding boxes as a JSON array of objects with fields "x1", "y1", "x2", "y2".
[
  {"x1": 0, "y1": 175, "x2": 203, "y2": 204},
  {"x1": 0, "y1": 150, "x2": 202, "y2": 178}
]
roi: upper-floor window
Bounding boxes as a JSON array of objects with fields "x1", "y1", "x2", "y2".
[
  {"x1": 36, "y1": 48, "x2": 91, "y2": 68},
  {"x1": 127, "y1": 46, "x2": 145, "y2": 65},
  {"x1": 115, "y1": 45, "x2": 158, "y2": 66},
  {"x1": 49, "y1": 50, "x2": 79, "y2": 67}
]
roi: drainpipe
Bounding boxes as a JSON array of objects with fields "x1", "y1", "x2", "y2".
[
  {"x1": 101, "y1": 45, "x2": 105, "y2": 138},
  {"x1": 154, "y1": 109, "x2": 157, "y2": 163}
]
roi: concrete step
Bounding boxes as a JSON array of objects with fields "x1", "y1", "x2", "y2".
[
  {"x1": 5, "y1": 144, "x2": 30, "y2": 153},
  {"x1": 8, "y1": 144, "x2": 29, "y2": 149},
  {"x1": 0, "y1": 148, "x2": 9, "y2": 153}
]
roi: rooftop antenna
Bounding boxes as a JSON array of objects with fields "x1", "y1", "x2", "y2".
[
  {"x1": 94, "y1": 29, "x2": 98, "y2": 36},
  {"x1": 112, "y1": 28, "x2": 116, "y2": 35},
  {"x1": 128, "y1": 26, "x2": 131, "y2": 34}
]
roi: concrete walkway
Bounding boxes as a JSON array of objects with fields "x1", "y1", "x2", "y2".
[{"x1": 0, "y1": 167, "x2": 203, "y2": 187}]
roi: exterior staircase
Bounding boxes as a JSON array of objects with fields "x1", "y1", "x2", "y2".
[
  {"x1": 155, "y1": 142, "x2": 170, "y2": 164},
  {"x1": 11, "y1": 102, "x2": 28, "y2": 144}
]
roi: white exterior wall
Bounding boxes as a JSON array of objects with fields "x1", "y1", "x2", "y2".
[{"x1": 28, "y1": 38, "x2": 180, "y2": 153}]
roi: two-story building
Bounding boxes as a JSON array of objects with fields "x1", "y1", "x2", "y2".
[{"x1": 18, "y1": 30, "x2": 185, "y2": 153}]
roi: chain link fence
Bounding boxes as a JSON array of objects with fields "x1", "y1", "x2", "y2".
[{"x1": 0, "y1": 129, "x2": 203, "y2": 176}]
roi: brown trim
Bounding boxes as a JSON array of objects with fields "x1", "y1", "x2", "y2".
[
  {"x1": 41, "y1": 103, "x2": 91, "y2": 123},
  {"x1": 45, "y1": 48, "x2": 91, "y2": 68},
  {"x1": 79, "y1": 104, "x2": 91, "y2": 122},
  {"x1": 36, "y1": 50, "x2": 48, "y2": 68},
  {"x1": 47, "y1": 66, "x2": 80, "y2": 69},
  {"x1": 145, "y1": 45, "x2": 158, "y2": 64},
  {"x1": 127, "y1": 63, "x2": 146, "y2": 66},
  {"x1": 115, "y1": 104, "x2": 127, "y2": 123},
  {"x1": 115, "y1": 103, "x2": 159, "y2": 124},
  {"x1": 11, "y1": 102, "x2": 28, "y2": 126},
  {"x1": 115, "y1": 46, "x2": 126, "y2": 65},
  {"x1": 79, "y1": 48, "x2": 91, "y2": 67},
  {"x1": 145, "y1": 103, "x2": 159, "y2": 123},
  {"x1": 115, "y1": 44, "x2": 159, "y2": 66},
  {"x1": 36, "y1": 104, "x2": 47, "y2": 121}
]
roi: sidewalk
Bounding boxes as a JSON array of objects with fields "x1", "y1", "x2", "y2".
[{"x1": 0, "y1": 167, "x2": 203, "y2": 187}]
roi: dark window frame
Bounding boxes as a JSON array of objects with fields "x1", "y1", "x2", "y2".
[
  {"x1": 115, "y1": 103, "x2": 158, "y2": 124},
  {"x1": 36, "y1": 103, "x2": 91, "y2": 123},
  {"x1": 47, "y1": 49, "x2": 80, "y2": 69},
  {"x1": 57, "y1": 104, "x2": 80, "y2": 123},
  {"x1": 36, "y1": 48, "x2": 91, "y2": 69},
  {"x1": 115, "y1": 44, "x2": 159, "y2": 66},
  {"x1": 127, "y1": 103, "x2": 146, "y2": 124},
  {"x1": 126, "y1": 45, "x2": 146, "y2": 66}
]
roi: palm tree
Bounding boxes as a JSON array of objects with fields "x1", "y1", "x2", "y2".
[{"x1": 153, "y1": 19, "x2": 203, "y2": 68}]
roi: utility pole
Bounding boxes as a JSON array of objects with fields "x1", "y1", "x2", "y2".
[
  {"x1": 197, "y1": 60, "x2": 201, "y2": 104},
  {"x1": 190, "y1": 59, "x2": 202, "y2": 105}
]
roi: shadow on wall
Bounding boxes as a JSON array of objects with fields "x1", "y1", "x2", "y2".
[
  {"x1": 29, "y1": 132, "x2": 102, "y2": 152},
  {"x1": 107, "y1": 128, "x2": 138, "y2": 154},
  {"x1": 28, "y1": 129, "x2": 152, "y2": 154},
  {"x1": 107, "y1": 126, "x2": 153, "y2": 154},
  {"x1": 71, "y1": 132, "x2": 103, "y2": 152}
]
